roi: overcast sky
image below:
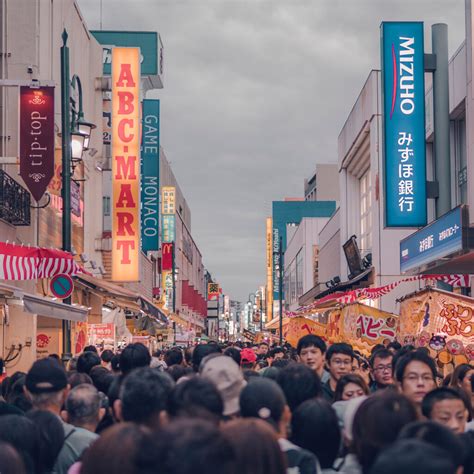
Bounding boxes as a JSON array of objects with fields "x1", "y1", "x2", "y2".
[{"x1": 78, "y1": 0, "x2": 465, "y2": 303}]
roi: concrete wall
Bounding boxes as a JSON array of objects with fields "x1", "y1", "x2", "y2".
[{"x1": 318, "y1": 208, "x2": 341, "y2": 284}]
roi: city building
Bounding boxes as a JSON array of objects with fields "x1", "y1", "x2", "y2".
[{"x1": 304, "y1": 163, "x2": 340, "y2": 202}]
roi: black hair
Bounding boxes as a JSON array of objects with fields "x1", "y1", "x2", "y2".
[
  {"x1": 296, "y1": 335, "x2": 327, "y2": 356},
  {"x1": 89, "y1": 366, "x2": 114, "y2": 395},
  {"x1": 83, "y1": 345, "x2": 98, "y2": 353},
  {"x1": 243, "y1": 369, "x2": 260, "y2": 381},
  {"x1": 387, "y1": 341, "x2": 402, "y2": 352},
  {"x1": 166, "y1": 365, "x2": 193, "y2": 382},
  {"x1": 119, "y1": 343, "x2": 151, "y2": 375},
  {"x1": 290, "y1": 399, "x2": 341, "y2": 469},
  {"x1": 269, "y1": 347, "x2": 285, "y2": 358},
  {"x1": 111, "y1": 354, "x2": 120, "y2": 372},
  {"x1": 369, "y1": 348, "x2": 393, "y2": 368},
  {"x1": 334, "y1": 373, "x2": 370, "y2": 401},
  {"x1": 370, "y1": 344, "x2": 385, "y2": 355},
  {"x1": 100, "y1": 349, "x2": 114, "y2": 364},
  {"x1": 191, "y1": 344, "x2": 221, "y2": 372},
  {"x1": 394, "y1": 349, "x2": 437, "y2": 383},
  {"x1": 272, "y1": 359, "x2": 291, "y2": 369},
  {"x1": 276, "y1": 363, "x2": 321, "y2": 412},
  {"x1": 0, "y1": 358, "x2": 4, "y2": 374},
  {"x1": 459, "y1": 431, "x2": 474, "y2": 474},
  {"x1": 67, "y1": 371, "x2": 93, "y2": 388},
  {"x1": 120, "y1": 368, "x2": 174, "y2": 427},
  {"x1": 6, "y1": 375, "x2": 32, "y2": 413},
  {"x1": 168, "y1": 376, "x2": 223, "y2": 424},
  {"x1": 0, "y1": 441, "x2": 26, "y2": 474},
  {"x1": 422, "y1": 387, "x2": 472, "y2": 420},
  {"x1": 223, "y1": 347, "x2": 241, "y2": 366},
  {"x1": 370, "y1": 439, "x2": 456, "y2": 474},
  {"x1": 77, "y1": 351, "x2": 101, "y2": 375},
  {"x1": 164, "y1": 349, "x2": 183, "y2": 367},
  {"x1": 326, "y1": 342, "x2": 354, "y2": 362}
]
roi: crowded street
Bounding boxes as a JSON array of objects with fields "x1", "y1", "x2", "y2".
[{"x1": 1, "y1": 0, "x2": 474, "y2": 472}]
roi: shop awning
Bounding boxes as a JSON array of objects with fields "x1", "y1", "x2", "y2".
[
  {"x1": 23, "y1": 294, "x2": 88, "y2": 322},
  {"x1": 139, "y1": 296, "x2": 168, "y2": 324}
]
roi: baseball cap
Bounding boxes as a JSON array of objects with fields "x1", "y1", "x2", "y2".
[
  {"x1": 240, "y1": 348, "x2": 256, "y2": 365},
  {"x1": 25, "y1": 358, "x2": 68, "y2": 394},
  {"x1": 200, "y1": 354, "x2": 246, "y2": 416}
]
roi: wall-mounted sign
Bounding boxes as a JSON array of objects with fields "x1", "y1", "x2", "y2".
[
  {"x1": 161, "y1": 186, "x2": 176, "y2": 214},
  {"x1": 141, "y1": 99, "x2": 160, "y2": 252},
  {"x1": 381, "y1": 22, "x2": 427, "y2": 227},
  {"x1": 161, "y1": 214, "x2": 175, "y2": 243},
  {"x1": 50, "y1": 273, "x2": 74, "y2": 299},
  {"x1": 272, "y1": 228, "x2": 280, "y2": 299},
  {"x1": 400, "y1": 206, "x2": 469, "y2": 274},
  {"x1": 266, "y1": 218, "x2": 273, "y2": 322},
  {"x1": 19, "y1": 86, "x2": 55, "y2": 202},
  {"x1": 162, "y1": 242, "x2": 173, "y2": 271},
  {"x1": 111, "y1": 47, "x2": 140, "y2": 281},
  {"x1": 208, "y1": 283, "x2": 220, "y2": 300}
]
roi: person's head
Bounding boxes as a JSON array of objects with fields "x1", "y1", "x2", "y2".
[
  {"x1": 67, "y1": 371, "x2": 93, "y2": 388},
  {"x1": 369, "y1": 439, "x2": 457, "y2": 474},
  {"x1": 169, "y1": 376, "x2": 224, "y2": 425},
  {"x1": 258, "y1": 342, "x2": 269, "y2": 355},
  {"x1": 192, "y1": 344, "x2": 221, "y2": 372},
  {"x1": 184, "y1": 346, "x2": 194, "y2": 366},
  {"x1": 221, "y1": 418, "x2": 286, "y2": 474},
  {"x1": 118, "y1": 367, "x2": 174, "y2": 428},
  {"x1": 25, "y1": 358, "x2": 69, "y2": 414},
  {"x1": 370, "y1": 348, "x2": 394, "y2": 387},
  {"x1": 111, "y1": 354, "x2": 121, "y2": 373},
  {"x1": 100, "y1": 349, "x2": 114, "y2": 366},
  {"x1": 200, "y1": 354, "x2": 246, "y2": 417},
  {"x1": 387, "y1": 341, "x2": 402, "y2": 354},
  {"x1": 398, "y1": 421, "x2": 465, "y2": 471},
  {"x1": 77, "y1": 351, "x2": 101, "y2": 375},
  {"x1": 166, "y1": 364, "x2": 193, "y2": 383},
  {"x1": 89, "y1": 365, "x2": 114, "y2": 394},
  {"x1": 422, "y1": 387, "x2": 469, "y2": 435},
  {"x1": 0, "y1": 441, "x2": 26, "y2": 474},
  {"x1": 223, "y1": 347, "x2": 241, "y2": 366},
  {"x1": 164, "y1": 348, "x2": 183, "y2": 367},
  {"x1": 0, "y1": 415, "x2": 39, "y2": 474},
  {"x1": 26, "y1": 410, "x2": 64, "y2": 473},
  {"x1": 119, "y1": 343, "x2": 151, "y2": 375},
  {"x1": 240, "y1": 378, "x2": 290, "y2": 436},
  {"x1": 0, "y1": 357, "x2": 4, "y2": 375},
  {"x1": 147, "y1": 419, "x2": 235, "y2": 474},
  {"x1": 276, "y1": 362, "x2": 322, "y2": 412},
  {"x1": 6, "y1": 375, "x2": 32, "y2": 412},
  {"x1": 334, "y1": 374, "x2": 370, "y2": 401},
  {"x1": 352, "y1": 391, "x2": 418, "y2": 472},
  {"x1": 240, "y1": 348, "x2": 257, "y2": 369},
  {"x1": 395, "y1": 349, "x2": 437, "y2": 405},
  {"x1": 449, "y1": 364, "x2": 474, "y2": 393},
  {"x1": 64, "y1": 383, "x2": 104, "y2": 431},
  {"x1": 326, "y1": 343, "x2": 355, "y2": 383},
  {"x1": 291, "y1": 398, "x2": 341, "y2": 469},
  {"x1": 268, "y1": 347, "x2": 285, "y2": 364},
  {"x1": 296, "y1": 335, "x2": 327, "y2": 374},
  {"x1": 80, "y1": 423, "x2": 152, "y2": 474},
  {"x1": 83, "y1": 345, "x2": 98, "y2": 353}
]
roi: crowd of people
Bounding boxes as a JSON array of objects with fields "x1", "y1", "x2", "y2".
[{"x1": 0, "y1": 335, "x2": 473, "y2": 474}]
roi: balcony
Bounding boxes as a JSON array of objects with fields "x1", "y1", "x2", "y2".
[{"x1": 0, "y1": 169, "x2": 31, "y2": 226}]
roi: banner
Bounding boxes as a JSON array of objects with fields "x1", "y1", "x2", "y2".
[
  {"x1": 89, "y1": 323, "x2": 115, "y2": 350},
  {"x1": 162, "y1": 242, "x2": 173, "y2": 271},
  {"x1": 112, "y1": 47, "x2": 140, "y2": 281},
  {"x1": 284, "y1": 317, "x2": 327, "y2": 348},
  {"x1": 381, "y1": 22, "x2": 427, "y2": 227},
  {"x1": 141, "y1": 99, "x2": 160, "y2": 252},
  {"x1": 266, "y1": 218, "x2": 273, "y2": 322},
  {"x1": 19, "y1": 86, "x2": 55, "y2": 202}
]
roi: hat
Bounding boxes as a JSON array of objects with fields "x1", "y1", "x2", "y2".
[
  {"x1": 200, "y1": 355, "x2": 246, "y2": 416},
  {"x1": 240, "y1": 348, "x2": 256, "y2": 365},
  {"x1": 25, "y1": 358, "x2": 68, "y2": 394}
]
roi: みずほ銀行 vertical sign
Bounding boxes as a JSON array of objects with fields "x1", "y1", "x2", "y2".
[{"x1": 112, "y1": 47, "x2": 140, "y2": 281}]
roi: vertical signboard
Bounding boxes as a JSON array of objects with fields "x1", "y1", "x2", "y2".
[
  {"x1": 161, "y1": 186, "x2": 176, "y2": 243},
  {"x1": 112, "y1": 47, "x2": 140, "y2": 281},
  {"x1": 272, "y1": 227, "x2": 280, "y2": 300},
  {"x1": 161, "y1": 242, "x2": 173, "y2": 271},
  {"x1": 19, "y1": 86, "x2": 55, "y2": 202},
  {"x1": 141, "y1": 99, "x2": 160, "y2": 252},
  {"x1": 381, "y1": 22, "x2": 427, "y2": 227},
  {"x1": 266, "y1": 218, "x2": 273, "y2": 322}
]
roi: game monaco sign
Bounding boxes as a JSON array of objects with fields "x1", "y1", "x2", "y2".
[{"x1": 111, "y1": 47, "x2": 140, "y2": 281}]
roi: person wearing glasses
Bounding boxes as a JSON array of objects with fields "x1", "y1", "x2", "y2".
[
  {"x1": 321, "y1": 343, "x2": 355, "y2": 402},
  {"x1": 369, "y1": 348, "x2": 394, "y2": 391},
  {"x1": 395, "y1": 349, "x2": 437, "y2": 412}
]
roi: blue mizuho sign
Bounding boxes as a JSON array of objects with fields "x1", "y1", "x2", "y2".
[
  {"x1": 141, "y1": 100, "x2": 160, "y2": 252},
  {"x1": 381, "y1": 22, "x2": 427, "y2": 227}
]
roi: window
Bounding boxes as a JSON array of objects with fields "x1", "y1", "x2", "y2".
[
  {"x1": 453, "y1": 119, "x2": 467, "y2": 205},
  {"x1": 296, "y1": 250, "x2": 303, "y2": 298},
  {"x1": 103, "y1": 196, "x2": 111, "y2": 216},
  {"x1": 359, "y1": 170, "x2": 372, "y2": 254}
]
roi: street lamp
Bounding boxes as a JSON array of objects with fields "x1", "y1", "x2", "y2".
[{"x1": 60, "y1": 29, "x2": 96, "y2": 363}]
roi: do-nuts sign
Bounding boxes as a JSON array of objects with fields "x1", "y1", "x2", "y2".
[
  {"x1": 19, "y1": 87, "x2": 55, "y2": 202},
  {"x1": 112, "y1": 48, "x2": 140, "y2": 281}
]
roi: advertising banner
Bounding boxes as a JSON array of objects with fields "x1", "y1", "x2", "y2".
[
  {"x1": 161, "y1": 214, "x2": 175, "y2": 243},
  {"x1": 162, "y1": 242, "x2": 173, "y2": 271},
  {"x1": 141, "y1": 99, "x2": 160, "y2": 252},
  {"x1": 19, "y1": 86, "x2": 55, "y2": 202},
  {"x1": 89, "y1": 323, "x2": 116, "y2": 350},
  {"x1": 381, "y1": 22, "x2": 427, "y2": 227},
  {"x1": 266, "y1": 218, "x2": 273, "y2": 322},
  {"x1": 272, "y1": 227, "x2": 280, "y2": 299},
  {"x1": 161, "y1": 186, "x2": 176, "y2": 214},
  {"x1": 162, "y1": 270, "x2": 173, "y2": 310},
  {"x1": 111, "y1": 47, "x2": 140, "y2": 281},
  {"x1": 283, "y1": 317, "x2": 327, "y2": 348}
]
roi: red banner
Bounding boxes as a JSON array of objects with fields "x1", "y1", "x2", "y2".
[
  {"x1": 162, "y1": 242, "x2": 173, "y2": 271},
  {"x1": 19, "y1": 86, "x2": 55, "y2": 202}
]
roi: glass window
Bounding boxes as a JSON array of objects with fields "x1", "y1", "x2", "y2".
[
  {"x1": 359, "y1": 170, "x2": 372, "y2": 254},
  {"x1": 454, "y1": 119, "x2": 467, "y2": 205},
  {"x1": 296, "y1": 250, "x2": 303, "y2": 298},
  {"x1": 103, "y1": 196, "x2": 110, "y2": 216}
]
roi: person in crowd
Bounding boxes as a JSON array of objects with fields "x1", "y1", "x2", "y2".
[
  {"x1": 369, "y1": 348, "x2": 394, "y2": 391},
  {"x1": 89, "y1": 365, "x2": 114, "y2": 395},
  {"x1": 240, "y1": 348, "x2": 257, "y2": 369},
  {"x1": 116, "y1": 367, "x2": 174, "y2": 429},
  {"x1": 168, "y1": 376, "x2": 224, "y2": 425},
  {"x1": 67, "y1": 357, "x2": 78, "y2": 372},
  {"x1": 322, "y1": 343, "x2": 355, "y2": 401},
  {"x1": 222, "y1": 418, "x2": 286, "y2": 474},
  {"x1": 395, "y1": 349, "x2": 437, "y2": 411},
  {"x1": 243, "y1": 368, "x2": 261, "y2": 381},
  {"x1": 164, "y1": 348, "x2": 184, "y2": 367},
  {"x1": 266, "y1": 347, "x2": 285, "y2": 366},
  {"x1": 291, "y1": 398, "x2": 341, "y2": 472},
  {"x1": 296, "y1": 334, "x2": 329, "y2": 383},
  {"x1": 0, "y1": 441, "x2": 26, "y2": 474},
  {"x1": 200, "y1": 354, "x2": 246, "y2": 417},
  {"x1": 0, "y1": 357, "x2": 6, "y2": 384},
  {"x1": 26, "y1": 410, "x2": 65, "y2": 474},
  {"x1": 449, "y1": 363, "x2": 474, "y2": 400},
  {"x1": 110, "y1": 354, "x2": 121, "y2": 374},
  {"x1": 422, "y1": 387, "x2": 470, "y2": 434},
  {"x1": 76, "y1": 351, "x2": 101, "y2": 375},
  {"x1": 67, "y1": 372, "x2": 93, "y2": 389},
  {"x1": 184, "y1": 346, "x2": 194, "y2": 367},
  {"x1": 240, "y1": 378, "x2": 318, "y2": 474},
  {"x1": 191, "y1": 343, "x2": 221, "y2": 372},
  {"x1": 352, "y1": 355, "x2": 371, "y2": 387},
  {"x1": 83, "y1": 345, "x2": 98, "y2": 354},
  {"x1": 6, "y1": 373, "x2": 32, "y2": 412},
  {"x1": 334, "y1": 374, "x2": 370, "y2": 402},
  {"x1": 350, "y1": 391, "x2": 418, "y2": 474},
  {"x1": 386, "y1": 341, "x2": 402, "y2": 354},
  {"x1": 166, "y1": 364, "x2": 193, "y2": 382},
  {"x1": 118, "y1": 343, "x2": 151, "y2": 376},
  {"x1": 276, "y1": 363, "x2": 322, "y2": 412},
  {"x1": 369, "y1": 439, "x2": 457, "y2": 474},
  {"x1": 223, "y1": 346, "x2": 241, "y2": 366},
  {"x1": 257, "y1": 342, "x2": 269, "y2": 357},
  {"x1": 100, "y1": 349, "x2": 114, "y2": 370},
  {"x1": 63, "y1": 383, "x2": 105, "y2": 433}
]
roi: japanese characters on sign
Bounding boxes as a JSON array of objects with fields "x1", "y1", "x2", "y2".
[
  {"x1": 161, "y1": 214, "x2": 175, "y2": 243},
  {"x1": 381, "y1": 22, "x2": 427, "y2": 227},
  {"x1": 266, "y1": 218, "x2": 273, "y2": 321},
  {"x1": 272, "y1": 227, "x2": 280, "y2": 299},
  {"x1": 161, "y1": 242, "x2": 173, "y2": 271},
  {"x1": 161, "y1": 186, "x2": 176, "y2": 214},
  {"x1": 111, "y1": 47, "x2": 140, "y2": 281}
]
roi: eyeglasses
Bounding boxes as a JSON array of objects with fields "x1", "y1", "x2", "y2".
[
  {"x1": 374, "y1": 365, "x2": 392, "y2": 373},
  {"x1": 403, "y1": 374, "x2": 435, "y2": 384},
  {"x1": 332, "y1": 359, "x2": 352, "y2": 367}
]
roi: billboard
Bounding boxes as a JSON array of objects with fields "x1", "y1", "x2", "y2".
[
  {"x1": 141, "y1": 99, "x2": 160, "y2": 252},
  {"x1": 266, "y1": 218, "x2": 273, "y2": 321},
  {"x1": 381, "y1": 22, "x2": 427, "y2": 227},
  {"x1": 19, "y1": 86, "x2": 55, "y2": 202},
  {"x1": 111, "y1": 47, "x2": 140, "y2": 281}
]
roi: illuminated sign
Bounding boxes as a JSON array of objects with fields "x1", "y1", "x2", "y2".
[
  {"x1": 162, "y1": 271, "x2": 173, "y2": 310},
  {"x1": 111, "y1": 47, "x2": 140, "y2": 281},
  {"x1": 266, "y1": 218, "x2": 273, "y2": 321},
  {"x1": 272, "y1": 228, "x2": 280, "y2": 299},
  {"x1": 161, "y1": 214, "x2": 175, "y2": 243},
  {"x1": 381, "y1": 22, "x2": 427, "y2": 227},
  {"x1": 162, "y1": 186, "x2": 176, "y2": 214},
  {"x1": 208, "y1": 283, "x2": 220, "y2": 300},
  {"x1": 162, "y1": 242, "x2": 173, "y2": 271}
]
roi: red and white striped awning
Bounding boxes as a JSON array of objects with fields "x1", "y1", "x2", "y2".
[{"x1": 0, "y1": 242, "x2": 84, "y2": 280}]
